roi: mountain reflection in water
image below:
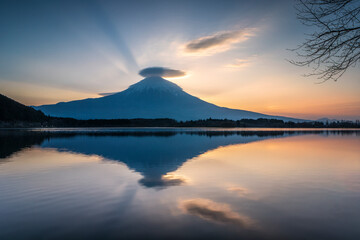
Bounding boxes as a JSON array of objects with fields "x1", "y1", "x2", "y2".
[
  {"x1": 0, "y1": 129, "x2": 359, "y2": 240},
  {"x1": 1, "y1": 129, "x2": 355, "y2": 188}
]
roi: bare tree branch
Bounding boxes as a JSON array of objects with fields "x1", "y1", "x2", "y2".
[{"x1": 290, "y1": 0, "x2": 360, "y2": 81}]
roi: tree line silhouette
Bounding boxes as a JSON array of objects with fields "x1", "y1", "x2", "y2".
[{"x1": 1, "y1": 116, "x2": 359, "y2": 128}]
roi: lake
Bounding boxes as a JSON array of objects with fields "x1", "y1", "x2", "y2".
[{"x1": 0, "y1": 128, "x2": 359, "y2": 240}]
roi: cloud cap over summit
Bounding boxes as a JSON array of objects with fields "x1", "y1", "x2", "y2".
[{"x1": 139, "y1": 67, "x2": 186, "y2": 78}]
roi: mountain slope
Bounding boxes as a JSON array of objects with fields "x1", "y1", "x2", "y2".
[
  {"x1": 35, "y1": 77, "x2": 302, "y2": 121},
  {"x1": 0, "y1": 93, "x2": 47, "y2": 122}
]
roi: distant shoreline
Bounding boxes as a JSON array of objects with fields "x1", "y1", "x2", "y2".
[{"x1": 1, "y1": 118, "x2": 359, "y2": 129}]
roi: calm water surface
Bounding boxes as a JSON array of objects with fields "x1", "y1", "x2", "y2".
[{"x1": 0, "y1": 129, "x2": 359, "y2": 239}]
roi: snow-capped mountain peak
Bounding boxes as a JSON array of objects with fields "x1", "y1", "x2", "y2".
[{"x1": 125, "y1": 76, "x2": 183, "y2": 94}]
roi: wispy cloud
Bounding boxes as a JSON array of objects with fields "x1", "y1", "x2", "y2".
[
  {"x1": 98, "y1": 92, "x2": 119, "y2": 96},
  {"x1": 183, "y1": 29, "x2": 255, "y2": 56},
  {"x1": 179, "y1": 198, "x2": 253, "y2": 227},
  {"x1": 227, "y1": 186, "x2": 250, "y2": 197},
  {"x1": 225, "y1": 56, "x2": 257, "y2": 69}
]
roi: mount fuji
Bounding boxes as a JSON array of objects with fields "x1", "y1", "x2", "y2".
[{"x1": 35, "y1": 68, "x2": 302, "y2": 121}]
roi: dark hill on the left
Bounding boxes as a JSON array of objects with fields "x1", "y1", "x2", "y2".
[{"x1": 0, "y1": 93, "x2": 47, "y2": 122}]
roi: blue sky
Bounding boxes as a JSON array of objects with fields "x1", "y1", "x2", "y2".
[{"x1": 0, "y1": 0, "x2": 359, "y2": 120}]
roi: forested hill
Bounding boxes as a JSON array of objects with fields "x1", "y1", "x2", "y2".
[{"x1": 0, "y1": 93, "x2": 47, "y2": 122}]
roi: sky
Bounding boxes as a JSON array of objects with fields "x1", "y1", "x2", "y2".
[{"x1": 0, "y1": 0, "x2": 359, "y2": 120}]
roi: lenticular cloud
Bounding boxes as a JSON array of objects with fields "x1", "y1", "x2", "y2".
[{"x1": 139, "y1": 67, "x2": 186, "y2": 78}]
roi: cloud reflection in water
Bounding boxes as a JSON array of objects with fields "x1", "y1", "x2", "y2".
[{"x1": 179, "y1": 198, "x2": 253, "y2": 228}]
